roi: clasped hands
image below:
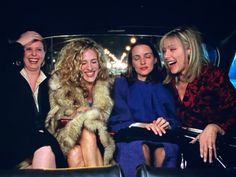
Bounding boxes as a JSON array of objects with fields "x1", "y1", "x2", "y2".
[{"x1": 143, "y1": 117, "x2": 170, "y2": 136}]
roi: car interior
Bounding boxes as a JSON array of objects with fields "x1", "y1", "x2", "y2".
[{"x1": 1, "y1": 29, "x2": 235, "y2": 177}]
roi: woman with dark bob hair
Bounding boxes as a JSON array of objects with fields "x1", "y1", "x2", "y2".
[{"x1": 108, "y1": 39, "x2": 180, "y2": 177}]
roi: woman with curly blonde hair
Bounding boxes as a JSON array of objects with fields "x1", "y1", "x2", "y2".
[{"x1": 45, "y1": 38, "x2": 115, "y2": 167}]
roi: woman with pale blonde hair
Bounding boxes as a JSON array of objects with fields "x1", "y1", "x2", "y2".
[
  {"x1": 159, "y1": 26, "x2": 236, "y2": 168},
  {"x1": 46, "y1": 38, "x2": 115, "y2": 167}
]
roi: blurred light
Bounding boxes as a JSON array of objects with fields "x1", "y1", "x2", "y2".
[
  {"x1": 107, "y1": 62, "x2": 112, "y2": 69},
  {"x1": 104, "y1": 48, "x2": 118, "y2": 61},
  {"x1": 121, "y1": 52, "x2": 127, "y2": 61},
  {"x1": 113, "y1": 60, "x2": 127, "y2": 69},
  {"x1": 104, "y1": 48, "x2": 110, "y2": 54},
  {"x1": 125, "y1": 45, "x2": 131, "y2": 51},
  {"x1": 130, "y1": 37, "x2": 136, "y2": 44}
]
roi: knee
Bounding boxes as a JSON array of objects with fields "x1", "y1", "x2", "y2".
[
  {"x1": 80, "y1": 129, "x2": 97, "y2": 145},
  {"x1": 33, "y1": 146, "x2": 56, "y2": 162},
  {"x1": 35, "y1": 146, "x2": 54, "y2": 156},
  {"x1": 142, "y1": 144, "x2": 150, "y2": 154},
  {"x1": 68, "y1": 145, "x2": 81, "y2": 158},
  {"x1": 154, "y1": 148, "x2": 165, "y2": 157}
]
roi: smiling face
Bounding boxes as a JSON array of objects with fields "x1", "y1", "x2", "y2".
[
  {"x1": 23, "y1": 40, "x2": 45, "y2": 72},
  {"x1": 131, "y1": 44, "x2": 157, "y2": 81},
  {"x1": 161, "y1": 37, "x2": 190, "y2": 77},
  {"x1": 79, "y1": 48, "x2": 100, "y2": 84}
]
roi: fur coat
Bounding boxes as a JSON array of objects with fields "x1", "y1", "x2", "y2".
[{"x1": 45, "y1": 74, "x2": 115, "y2": 165}]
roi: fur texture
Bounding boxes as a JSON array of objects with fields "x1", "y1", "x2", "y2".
[{"x1": 45, "y1": 74, "x2": 115, "y2": 165}]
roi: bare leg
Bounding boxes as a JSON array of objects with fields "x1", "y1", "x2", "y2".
[
  {"x1": 79, "y1": 128, "x2": 103, "y2": 167},
  {"x1": 31, "y1": 146, "x2": 56, "y2": 169},
  {"x1": 67, "y1": 145, "x2": 85, "y2": 167},
  {"x1": 154, "y1": 148, "x2": 165, "y2": 167},
  {"x1": 142, "y1": 144, "x2": 151, "y2": 166}
]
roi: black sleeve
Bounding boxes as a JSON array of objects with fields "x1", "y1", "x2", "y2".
[{"x1": 1, "y1": 41, "x2": 24, "y2": 72}]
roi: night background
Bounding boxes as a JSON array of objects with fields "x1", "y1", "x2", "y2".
[
  {"x1": 1, "y1": 0, "x2": 235, "y2": 42},
  {"x1": 0, "y1": 0, "x2": 235, "y2": 74}
]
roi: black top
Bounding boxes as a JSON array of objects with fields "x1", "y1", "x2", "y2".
[{"x1": 0, "y1": 42, "x2": 66, "y2": 168}]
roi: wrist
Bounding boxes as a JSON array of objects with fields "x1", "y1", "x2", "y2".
[
  {"x1": 212, "y1": 124, "x2": 225, "y2": 135},
  {"x1": 16, "y1": 39, "x2": 25, "y2": 46}
]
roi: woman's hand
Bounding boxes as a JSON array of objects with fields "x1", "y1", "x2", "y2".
[
  {"x1": 153, "y1": 117, "x2": 170, "y2": 130},
  {"x1": 16, "y1": 31, "x2": 43, "y2": 46},
  {"x1": 144, "y1": 117, "x2": 170, "y2": 136},
  {"x1": 190, "y1": 124, "x2": 225, "y2": 163}
]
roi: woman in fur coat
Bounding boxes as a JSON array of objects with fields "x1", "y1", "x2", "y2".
[{"x1": 45, "y1": 38, "x2": 115, "y2": 167}]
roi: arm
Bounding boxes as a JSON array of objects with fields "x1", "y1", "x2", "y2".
[
  {"x1": 213, "y1": 68, "x2": 236, "y2": 132},
  {"x1": 108, "y1": 77, "x2": 135, "y2": 132},
  {"x1": 3, "y1": 31, "x2": 43, "y2": 70},
  {"x1": 1, "y1": 40, "x2": 23, "y2": 71},
  {"x1": 191, "y1": 67, "x2": 236, "y2": 163},
  {"x1": 144, "y1": 84, "x2": 180, "y2": 136},
  {"x1": 154, "y1": 84, "x2": 180, "y2": 129}
]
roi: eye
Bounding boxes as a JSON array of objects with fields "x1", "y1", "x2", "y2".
[
  {"x1": 81, "y1": 61, "x2": 87, "y2": 66},
  {"x1": 37, "y1": 48, "x2": 43, "y2": 52},
  {"x1": 132, "y1": 55, "x2": 140, "y2": 61},
  {"x1": 144, "y1": 53, "x2": 153, "y2": 59},
  {"x1": 25, "y1": 47, "x2": 32, "y2": 52},
  {"x1": 91, "y1": 59, "x2": 98, "y2": 64}
]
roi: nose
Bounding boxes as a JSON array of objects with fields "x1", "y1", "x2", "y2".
[
  {"x1": 140, "y1": 57, "x2": 146, "y2": 65},
  {"x1": 31, "y1": 49, "x2": 37, "y2": 56},
  {"x1": 163, "y1": 50, "x2": 171, "y2": 60},
  {"x1": 87, "y1": 62, "x2": 92, "y2": 70}
]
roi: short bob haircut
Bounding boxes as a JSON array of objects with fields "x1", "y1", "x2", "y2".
[{"x1": 159, "y1": 26, "x2": 208, "y2": 84}]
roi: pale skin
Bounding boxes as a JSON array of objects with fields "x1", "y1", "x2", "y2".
[
  {"x1": 17, "y1": 31, "x2": 45, "y2": 92},
  {"x1": 66, "y1": 49, "x2": 103, "y2": 167},
  {"x1": 162, "y1": 36, "x2": 225, "y2": 163},
  {"x1": 131, "y1": 44, "x2": 171, "y2": 167},
  {"x1": 17, "y1": 31, "x2": 56, "y2": 169},
  {"x1": 28, "y1": 146, "x2": 56, "y2": 169}
]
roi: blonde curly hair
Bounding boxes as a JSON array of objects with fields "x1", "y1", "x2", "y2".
[{"x1": 52, "y1": 38, "x2": 109, "y2": 98}]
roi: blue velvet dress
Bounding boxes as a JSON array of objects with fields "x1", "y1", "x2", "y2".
[{"x1": 108, "y1": 77, "x2": 180, "y2": 177}]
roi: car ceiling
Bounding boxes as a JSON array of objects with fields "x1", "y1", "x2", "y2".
[{"x1": 1, "y1": 0, "x2": 235, "y2": 48}]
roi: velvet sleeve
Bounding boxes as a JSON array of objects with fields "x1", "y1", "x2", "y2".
[
  {"x1": 211, "y1": 68, "x2": 236, "y2": 132},
  {"x1": 153, "y1": 84, "x2": 180, "y2": 129},
  {"x1": 108, "y1": 77, "x2": 135, "y2": 132},
  {"x1": 2, "y1": 41, "x2": 24, "y2": 74}
]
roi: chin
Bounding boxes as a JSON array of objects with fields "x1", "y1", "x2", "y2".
[
  {"x1": 169, "y1": 69, "x2": 179, "y2": 75},
  {"x1": 84, "y1": 78, "x2": 96, "y2": 84}
]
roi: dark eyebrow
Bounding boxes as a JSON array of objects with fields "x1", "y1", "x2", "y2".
[{"x1": 144, "y1": 52, "x2": 153, "y2": 55}]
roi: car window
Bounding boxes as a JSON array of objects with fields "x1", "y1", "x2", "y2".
[
  {"x1": 44, "y1": 34, "x2": 162, "y2": 76},
  {"x1": 43, "y1": 34, "x2": 222, "y2": 77},
  {"x1": 229, "y1": 52, "x2": 236, "y2": 88}
]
